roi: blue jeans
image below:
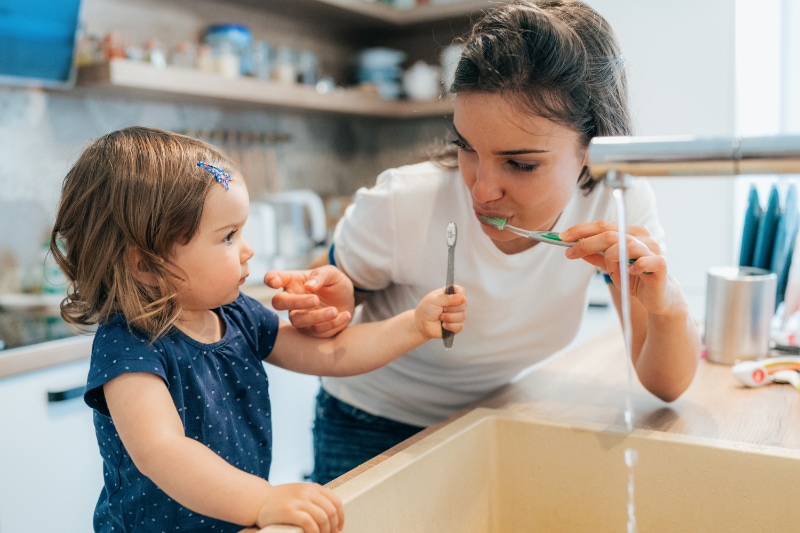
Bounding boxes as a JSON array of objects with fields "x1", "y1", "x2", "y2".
[{"x1": 311, "y1": 387, "x2": 424, "y2": 485}]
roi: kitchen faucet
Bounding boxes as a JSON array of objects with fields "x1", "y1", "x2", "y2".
[{"x1": 589, "y1": 134, "x2": 800, "y2": 178}]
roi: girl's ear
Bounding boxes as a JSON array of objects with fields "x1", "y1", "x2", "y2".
[{"x1": 125, "y1": 247, "x2": 158, "y2": 286}]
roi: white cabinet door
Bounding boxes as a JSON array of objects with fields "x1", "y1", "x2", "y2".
[
  {"x1": 265, "y1": 364, "x2": 319, "y2": 485},
  {"x1": 0, "y1": 359, "x2": 102, "y2": 533}
]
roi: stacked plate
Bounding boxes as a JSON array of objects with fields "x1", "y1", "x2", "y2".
[{"x1": 355, "y1": 47, "x2": 406, "y2": 100}]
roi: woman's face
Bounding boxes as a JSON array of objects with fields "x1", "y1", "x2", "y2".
[{"x1": 453, "y1": 92, "x2": 588, "y2": 254}]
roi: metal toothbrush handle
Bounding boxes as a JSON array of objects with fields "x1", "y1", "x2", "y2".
[{"x1": 443, "y1": 222, "x2": 457, "y2": 348}]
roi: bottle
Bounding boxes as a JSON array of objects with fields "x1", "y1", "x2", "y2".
[
  {"x1": 296, "y1": 50, "x2": 319, "y2": 85},
  {"x1": 195, "y1": 44, "x2": 215, "y2": 72},
  {"x1": 250, "y1": 40, "x2": 273, "y2": 80},
  {"x1": 145, "y1": 39, "x2": 167, "y2": 68},
  {"x1": 101, "y1": 32, "x2": 126, "y2": 61},
  {"x1": 273, "y1": 46, "x2": 296, "y2": 84},
  {"x1": 171, "y1": 42, "x2": 197, "y2": 69},
  {"x1": 212, "y1": 40, "x2": 240, "y2": 78}
]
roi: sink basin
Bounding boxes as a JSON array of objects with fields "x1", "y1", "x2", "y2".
[{"x1": 263, "y1": 408, "x2": 800, "y2": 532}]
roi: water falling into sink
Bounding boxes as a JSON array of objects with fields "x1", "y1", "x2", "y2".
[{"x1": 609, "y1": 171, "x2": 638, "y2": 533}]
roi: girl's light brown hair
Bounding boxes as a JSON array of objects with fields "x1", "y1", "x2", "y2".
[
  {"x1": 433, "y1": 0, "x2": 631, "y2": 193},
  {"x1": 51, "y1": 126, "x2": 237, "y2": 340}
]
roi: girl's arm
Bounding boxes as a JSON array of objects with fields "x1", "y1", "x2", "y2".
[
  {"x1": 268, "y1": 286, "x2": 467, "y2": 376},
  {"x1": 104, "y1": 373, "x2": 344, "y2": 531}
]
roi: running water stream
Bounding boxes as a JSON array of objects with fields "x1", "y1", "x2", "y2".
[{"x1": 610, "y1": 173, "x2": 638, "y2": 533}]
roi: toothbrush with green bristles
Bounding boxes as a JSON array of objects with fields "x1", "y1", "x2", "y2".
[
  {"x1": 479, "y1": 215, "x2": 575, "y2": 247},
  {"x1": 479, "y1": 214, "x2": 643, "y2": 267}
]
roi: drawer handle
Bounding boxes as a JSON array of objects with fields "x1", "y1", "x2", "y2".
[{"x1": 47, "y1": 385, "x2": 86, "y2": 403}]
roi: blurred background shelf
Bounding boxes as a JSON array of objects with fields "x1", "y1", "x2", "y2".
[
  {"x1": 310, "y1": 0, "x2": 497, "y2": 25},
  {"x1": 75, "y1": 60, "x2": 455, "y2": 118}
]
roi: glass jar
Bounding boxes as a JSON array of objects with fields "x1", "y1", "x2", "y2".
[{"x1": 203, "y1": 23, "x2": 252, "y2": 76}]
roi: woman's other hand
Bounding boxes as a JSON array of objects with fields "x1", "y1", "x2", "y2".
[{"x1": 266, "y1": 265, "x2": 355, "y2": 338}]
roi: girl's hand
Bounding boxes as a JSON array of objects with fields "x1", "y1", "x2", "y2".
[
  {"x1": 266, "y1": 265, "x2": 355, "y2": 337},
  {"x1": 560, "y1": 221, "x2": 680, "y2": 315},
  {"x1": 415, "y1": 286, "x2": 467, "y2": 340},
  {"x1": 257, "y1": 482, "x2": 344, "y2": 533}
]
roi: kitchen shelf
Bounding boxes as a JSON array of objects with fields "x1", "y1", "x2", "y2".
[
  {"x1": 311, "y1": 0, "x2": 498, "y2": 25},
  {"x1": 74, "y1": 59, "x2": 455, "y2": 118}
]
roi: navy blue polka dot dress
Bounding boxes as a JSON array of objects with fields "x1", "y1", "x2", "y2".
[{"x1": 84, "y1": 293, "x2": 279, "y2": 532}]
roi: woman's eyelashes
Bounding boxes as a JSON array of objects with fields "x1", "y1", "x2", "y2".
[
  {"x1": 507, "y1": 160, "x2": 539, "y2": 173},
  {"x1": 452, "y1": 137, "x2": 540, "y2": 173},
  {"x1": 451, "y1": 138, "x2": 472, "y2": 152}
]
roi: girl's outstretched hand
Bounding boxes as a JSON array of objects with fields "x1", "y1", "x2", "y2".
[
  {"x1": 416, "y1": 286, "x2": 468, "y2": 340},
  {"x1": 257, "y1": 482, "x2": 344, "y2": 533},
  {"x1": 265, "y1": 265, "x2": 355, "y2": 338}
]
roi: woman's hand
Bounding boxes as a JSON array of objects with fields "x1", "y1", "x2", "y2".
[
  {"x1": 257, "y1": 482, "x2": 344, "y2": 533},
  {"x1": 560, "y1": 220, "x2": 701, "y2": 401},
  {"x1": 265, "y1": 265, "x2": 355, "y2": 338},
  {"x1": 559, "y1": 221, "x2": 679, "y2": 314}
]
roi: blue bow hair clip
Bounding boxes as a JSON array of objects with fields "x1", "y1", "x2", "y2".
[{"x1": 197, "y1": 161, "x2": 232, "y2": 190}]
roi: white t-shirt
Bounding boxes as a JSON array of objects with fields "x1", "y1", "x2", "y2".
[{"x1": 323, "y1": 161, "x2": 663, "y2": 427}]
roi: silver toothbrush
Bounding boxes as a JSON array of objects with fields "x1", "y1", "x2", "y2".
[{"x1": 443, "y1": 221, "x2": 457, "y2": 349}]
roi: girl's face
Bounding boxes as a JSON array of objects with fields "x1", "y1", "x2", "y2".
[
  {"x1": 453, "y1": 92, "x2": 588, "y2": 254},
  {"x1": 170, "y1": 175, "x2": 254, "y2": 314}
]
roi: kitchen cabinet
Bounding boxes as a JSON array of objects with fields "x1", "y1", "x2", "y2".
[
  {"x1": 0, "y1": 355, "x2": 101, "y2": 533},
  {"x1": 73, "y1": 0, "x2": 501, "y2": 117}
]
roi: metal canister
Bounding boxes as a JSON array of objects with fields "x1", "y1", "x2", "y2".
[{"x1": 704, "y1": 266, "x2": 777, "y2": 364}]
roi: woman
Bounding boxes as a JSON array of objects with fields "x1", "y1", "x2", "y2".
[{"x1": 267, "y1": 0, "x2": 701, "y2": 485}]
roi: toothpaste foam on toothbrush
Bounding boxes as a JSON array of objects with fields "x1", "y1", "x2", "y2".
[{"x1": 479, "y1": 215, "x2": 507, "y2": 229}]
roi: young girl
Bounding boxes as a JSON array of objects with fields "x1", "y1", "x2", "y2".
[{"x1": 50, "y1": 126, "x2": 467, "y2": 533}]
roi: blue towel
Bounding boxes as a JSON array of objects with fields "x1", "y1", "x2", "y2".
[
  {"x1": 752, "y1": 184, "x2": 781, "y2": 271},
  {"x1": 739, "y1": 184, "x2": 762, "y2": 267},
  {"x1": 772, "y1": 184, "x2": 799, "y2": 305}
]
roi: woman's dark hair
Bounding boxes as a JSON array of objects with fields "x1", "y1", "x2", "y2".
[{"x1": 433, "y1": 0, "x2": 631, "y2": 193}]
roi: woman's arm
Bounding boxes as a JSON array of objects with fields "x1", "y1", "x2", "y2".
[
  {"x1": 560, "y1": 221, "x2": 701, "y2": 401},
  {"x1": 104, "y1": 373, "x2": 344, "y2": 531},
  {"x1": 605, "y1": 273, "x2": 701, "y2": 401}
]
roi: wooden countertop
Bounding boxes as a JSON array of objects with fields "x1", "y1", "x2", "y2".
[{"x1": 329, "y1": 325, "x2": 800, "y2": 490}]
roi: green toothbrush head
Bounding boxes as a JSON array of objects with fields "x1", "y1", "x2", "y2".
[{"x1": 479, "y1": 215, "x2": 508, "y2": 230}]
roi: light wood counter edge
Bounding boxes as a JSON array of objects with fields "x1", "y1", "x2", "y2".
[
  {"x1": 0, "y1": 334, "x2": 94, "y2": 380},
  {"x1": 0, "y1": 285, "x2": 279, "y2": 380}
]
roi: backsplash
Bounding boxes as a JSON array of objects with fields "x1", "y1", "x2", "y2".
[{"x1": 0, "y1": 85, "x2": 451, "y2": 293}]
